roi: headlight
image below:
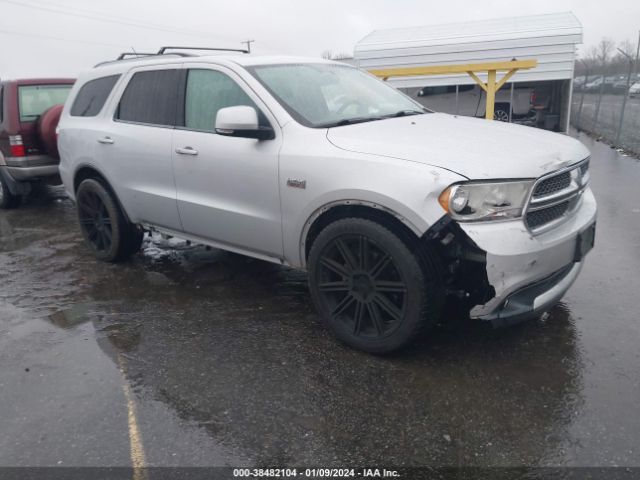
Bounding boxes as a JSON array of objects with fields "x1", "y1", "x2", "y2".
[{"x1": 438, "y1": 180, "x2": 534, "y2": 221}]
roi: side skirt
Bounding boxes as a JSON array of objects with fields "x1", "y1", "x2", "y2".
[{"x1": 140, "y1": 223, "x2": 290, "y2": 268}]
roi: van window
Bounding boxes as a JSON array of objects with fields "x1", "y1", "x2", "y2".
[
  {"x1": 419, "y1": 84, "x2": 474, "y2": 96},
  {"x1": 183, "y1": 69, "x2": 261, "y2": 132},
  {"x1": 71, "y1": 75, "x2": 120, "y2": 117},
  {"x1": 419, "y1": 86, "x2": 449, "y2": 96},
  {"x1": 116, "y1": 69, "x2": 179, "y2": 126},
  {"x1": 0, "y1": 86, "x2": 3, "y2": 123},
  {"x1": 18, "y1": 84, "x2": 72, "y2": 122}
]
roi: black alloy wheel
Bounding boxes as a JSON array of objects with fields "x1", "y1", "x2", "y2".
[
  {"x1": 78, "y1": 188, "x2": 113, "y2": 253},
  {"x1": 308, "y1": 218, "x2": 443, "y2": 353},
  {"x1": 76, "y1": 178, "x2": 143, "y2": 262}
]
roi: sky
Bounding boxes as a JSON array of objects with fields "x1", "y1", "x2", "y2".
[{"x1": 0, "y1": 0, "x2": 638, "y2": 79}]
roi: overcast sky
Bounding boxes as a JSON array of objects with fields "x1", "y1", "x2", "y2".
[{"x1": 1, "y1": 0, "x2": 638, "y2": 79}]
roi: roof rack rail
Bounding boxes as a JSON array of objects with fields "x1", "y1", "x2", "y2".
[
  {"x1": 94, "y1": 52, "x2": 195, "y2": 68},
  {"x1": 116, "y1": 52, "x2": 156, "y2": 60},
  {"x1": 94, "y1": 46, "x2": 247, "y2": 68},
  {"x1": 157, "y1": 46, "x2": 249, "y2": 55}
]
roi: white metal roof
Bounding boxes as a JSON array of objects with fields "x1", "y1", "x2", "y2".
[{"x1": 354, "y1": 12, "x2": 582, "y2": 87}]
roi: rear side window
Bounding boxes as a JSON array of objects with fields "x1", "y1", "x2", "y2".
[
  {"x1": 18, "y1": 84, "x2": 72, "y2": 122},
  {"x1": 71, "y1": 75, "x2": 120, "y2": 117},
  {"x1": 116, "y1": 69, "x2": 179, "y2": 126}
]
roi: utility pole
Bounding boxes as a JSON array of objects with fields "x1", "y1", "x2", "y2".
[
  {"x1": 615, "y1": 48, "x2": 634, "y2": 145},
  {"x1": 635, "y1": 30, "x2": 640, "y2": 78},
  {"x1": 241, "y1": 39, "x2": 255, "y2": 53}
]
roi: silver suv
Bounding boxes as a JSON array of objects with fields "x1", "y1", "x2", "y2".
[{"x1": 58, "y1": 50, "x2": 597, "y2": 353}]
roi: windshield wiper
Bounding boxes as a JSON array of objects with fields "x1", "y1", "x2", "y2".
[
  {"x1": 386, "y1": 109, "x2": 426, "y2": 118},
  {"x1": 320, "y1": 116, "x2": 384, "y2": 128}
]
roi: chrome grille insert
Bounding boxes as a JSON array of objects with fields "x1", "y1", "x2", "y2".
[
  {"x1": 533, "y1": 171, "x2": 571, "y2": 197},
  {"x1": 525, "y1": 158, "x2": 590, "y2": 234}
]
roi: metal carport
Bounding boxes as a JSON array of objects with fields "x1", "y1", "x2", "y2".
[{"x1": 353, "y1": 12, "x2": 583, "y2": 132}]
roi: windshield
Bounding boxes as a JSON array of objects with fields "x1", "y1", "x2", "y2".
[
  {"x1": 18, "y1": 84, "x2": 72, "y2": 122},
  {"x1": 248, "y1": 63, "x2": 428, "y2": 128}
]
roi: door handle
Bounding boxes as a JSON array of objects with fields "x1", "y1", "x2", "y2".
[
  {"x1": 175, "y1": 147, "x2": 198, "y2": 156},
  {"x1": 97, "y1": 136, "x2": 114, "y2": 144}
]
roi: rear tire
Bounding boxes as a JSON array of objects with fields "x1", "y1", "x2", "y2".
[
  {"x1": 76, "y1": 178, "x2": 142, "y2": 262},
  {"x1": 0, "y1": 174, "x2": 21, "y2": 209},
  {"x1": 308, "y1": 218, "x2": 444, "y2": 354}
]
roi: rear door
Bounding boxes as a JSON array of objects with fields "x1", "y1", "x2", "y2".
[
  {"x1": 171, "y1": 65, "x2": 283, "y2": 258},
  {"x1": 102, "y1": 66, "x2": 182, "y2": 230}
]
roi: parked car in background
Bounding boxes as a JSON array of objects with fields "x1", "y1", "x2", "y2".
[
  {"x1": 0, "y1": 78, "x2": 74, "y2": 208},
  {"x1": 612, "y1": 75, "x2": 631, "y2": 94},
  {"x1": 629, "y1": 82, "x2": 640, "y2": 98},
  {"x1": 414, "y1": 84, "x2": 533, "y2": 121},
  {"x1": 583, "y1": 76, "x2": 604, "y2": 92},
  {"x1": 573, "y1": 76, "x2": 587, "y2": 91},
  {"x1": 58, "y1": 52, "x2": 596, "y2": 353}
]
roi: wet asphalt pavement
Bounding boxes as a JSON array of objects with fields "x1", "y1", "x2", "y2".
[{"x1": 0, "y1": 132, "x2": 639, "y2": 471}]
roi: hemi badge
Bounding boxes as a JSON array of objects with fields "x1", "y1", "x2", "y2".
[{"x1": 287, "y1": 179, "x2": 306, "y2": 189}]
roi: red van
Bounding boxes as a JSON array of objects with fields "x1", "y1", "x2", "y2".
[{"x1": 0, "y1": 78, "x2": 74, "y2": 208}]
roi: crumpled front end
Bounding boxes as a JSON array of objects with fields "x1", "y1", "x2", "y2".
[{"x1": 427, "y1": 180, "x2": 597, "y2": 327}]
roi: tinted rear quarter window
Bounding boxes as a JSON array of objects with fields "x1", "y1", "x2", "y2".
[
  {"x1": 116, "y1": 69, "x2": 179, "y2": 126},
  {"x1": 71, "y1": 75, "x2": 120, "y2": 117}
]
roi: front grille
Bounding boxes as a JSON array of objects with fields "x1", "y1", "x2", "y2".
[
  {"x1": 533, "y1": 171, "x2": 571, "y2": 197},
  {"x1": 526, "y1": 201, "x2": 570, "y2": 229},
  {"x1": 525, "y1": 158, "x2": 590, "y2": 233}
]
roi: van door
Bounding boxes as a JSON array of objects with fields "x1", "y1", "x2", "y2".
[
  {"x1": 104, "y1": 66, "x2": 182, "y2": 230},
  {"x1": 171, "y1": 66, "x2": 283, "y2": 258}
]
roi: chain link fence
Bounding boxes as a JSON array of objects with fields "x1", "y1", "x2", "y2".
[{"x1": 571, "y1": 91, "x2": 640, "y2": 155}]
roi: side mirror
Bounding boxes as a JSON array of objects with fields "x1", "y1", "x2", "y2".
[{"x1": 215, "y1": 106, "x2": 274, "y2": 140}]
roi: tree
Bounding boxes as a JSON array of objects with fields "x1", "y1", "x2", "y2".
[{"x1": 321, "y1": 50, "x2": 352, "y2": 60}]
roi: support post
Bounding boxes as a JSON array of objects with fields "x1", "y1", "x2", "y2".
[{"x1": 485, "y1": 70, "x2": 496, "y2": 120}]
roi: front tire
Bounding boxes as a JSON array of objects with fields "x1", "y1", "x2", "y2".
[
  {"x1": 308, "y1": 218, "x2": 443, "y2": 354},
  {"x1": 76, "y1": 178, "x2": 142, "y2": 262}
]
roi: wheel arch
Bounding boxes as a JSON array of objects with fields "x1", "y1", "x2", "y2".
[
  {"x1": 73, "y1": 164, "x2": 134, "y2": 224},
  {"x1": 300, "y1": 200, "x2": 426, "y2": 268}
]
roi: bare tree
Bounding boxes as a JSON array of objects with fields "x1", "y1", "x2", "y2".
[
  {"x1": 596, "y1": 38, "x2": 615, "y2": 64},
  {"x1": 321, "y1": 50, "x2": 353, "y2": 61},
  {"x1": 321, "y1": 50, "x2": 334, "y2": 60}
]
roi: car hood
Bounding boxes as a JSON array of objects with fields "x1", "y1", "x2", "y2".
[{"x1": 326, "y1": 113, "x2": 590, "y2": 180}]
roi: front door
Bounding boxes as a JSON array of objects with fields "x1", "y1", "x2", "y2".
[{"x1": 171, "y1": 66, "x2": 283, "y2": 258}]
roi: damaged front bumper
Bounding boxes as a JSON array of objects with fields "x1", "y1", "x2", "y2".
[{"x1": 436, "y1": 188, "x2": 597, "y2": 327}]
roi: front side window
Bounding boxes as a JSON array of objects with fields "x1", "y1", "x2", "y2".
[
  {"x1": 71, "y1": 75, "x2": 120, "y2": 117},
  {"x1": 184, "y1": 69, "x2": 260, "y2": 132},
  {"x1": 18, "y1": 84, "x2": 72, "y2": 122},
  {"x1": 249, "y1": 63, "x2": 426, "y2": 128},
  {"x1": 117, "y1": 69, "x2": 179, "y2": 126}
]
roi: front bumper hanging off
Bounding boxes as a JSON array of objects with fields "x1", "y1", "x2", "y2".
[{"x1": 435, "y1": 188, "x2": 597, "y2": 327}]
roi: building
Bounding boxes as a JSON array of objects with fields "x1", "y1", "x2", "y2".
[{"x1": 353, "y1": 12, "x2": 583, "y2": 132}]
